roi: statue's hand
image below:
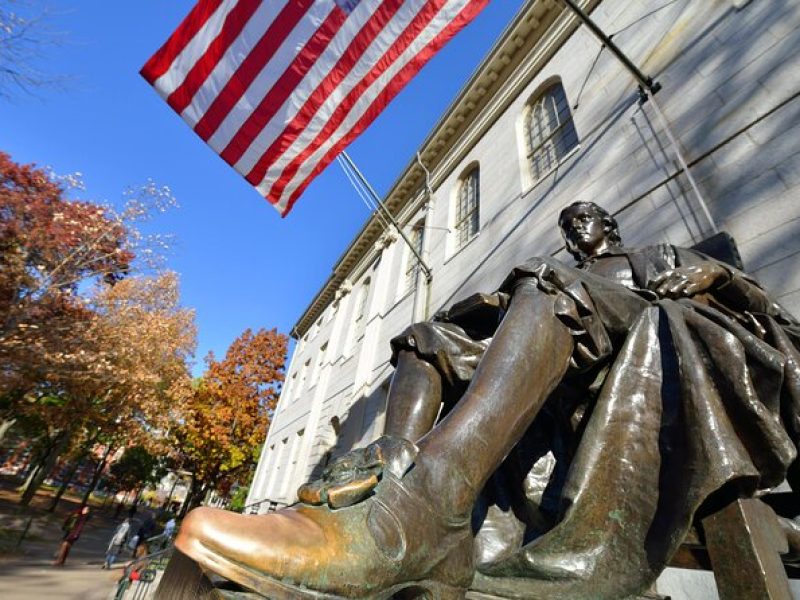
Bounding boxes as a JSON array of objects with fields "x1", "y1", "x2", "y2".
[
  {"x1": 432, "y1": 309, "x2": 450, "y2": 322},
  {"x1": 649, "y1": 263, "x2": 730, "y2": 299},
  {"x1": 297, "y1": 436, "x2": 418, "y2": 509}
]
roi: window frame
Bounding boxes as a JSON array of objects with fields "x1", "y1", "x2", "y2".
[
  {"x1": 453, "y1": 165, "x2": 480, "y2": 252},
  {"x1": 297, "y1": 359, "x2": 310, "y2": 400},
  {"x1": 404, "y1": 220, "x2": 426, "y2": 292},
  {"x1": 311, "y1": 341, "x2": 327, "y2": 388},
  {"x1": 523, "y1": 80, "x2": 579, "y2": 184},
  {"x1": 345, "y1": 276, "x2": 371, "y2": 357}
]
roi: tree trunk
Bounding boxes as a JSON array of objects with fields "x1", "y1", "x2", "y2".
[
  {"x1": 165, "y1": 473, "x2": 180, "y2": 509},
  {"x1": 79, "y1": 444, "x2": 114, "y2": 509},
  {"x1": 48, "y1": 428, "x2": 103, "y2": 512},
  {"x1": 0, "y1": 393, "x2": 25, "y2": 446},
  {"x1": 46, "y1": 454, "x2": 86, "y2": 512},
  {"x1": 19, "y1": 459, "x2": 45, "y2": 499},
  {"x1": 179, "y1": 474, "x2": 204, "y2": 518},
  {"x1": 0, "y1": 417, "x2": 16, "y2": 445},
  {"x1": 19, "y1": 430, "x2": 71, "y2": 506},
  {"x1": 17, "y1": 437, "x2": 46, "y2": 480}
]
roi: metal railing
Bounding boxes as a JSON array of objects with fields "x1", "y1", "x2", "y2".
[{"x1": 113, "y1": 534, "x2": 174, "y2": 600}]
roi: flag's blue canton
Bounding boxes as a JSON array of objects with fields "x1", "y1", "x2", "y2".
[{"x1": 333, "y1": 0, "x2": 362, "y2": 15}]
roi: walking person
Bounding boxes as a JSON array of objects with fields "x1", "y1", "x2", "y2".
[
  {"x1": 103, "y1": 517, "x2": 131, "y2": 569},
  {"x1": 53, "y1": 505, "x2": 90, "y2": 566},
  {"x1": 134, "y1": 514, "x2": 157, "y2": 558},
  {"x1": 162, "y1": 517, "x2": 177, "y2": 539}
]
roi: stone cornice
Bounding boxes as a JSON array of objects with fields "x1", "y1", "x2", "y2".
[{"x1": 293, "y1": 0, "x2": 602, "y2": 338}]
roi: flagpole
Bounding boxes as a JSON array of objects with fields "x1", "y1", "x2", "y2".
[
  {"x1": 340, "y1": 151, "x2": 432, "y2": 281},
  {"x1": 559, "y1": 0, "x2": 659, "y2": 94},
  {"x1": 558, "y1": 0, "x2": 717, "y2": 234}
]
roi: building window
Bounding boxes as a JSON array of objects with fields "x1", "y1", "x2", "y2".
[
  {"x1": 296, "y1": 359, "x2": 310, "y2": 400},
  {"x1": 311, "y1": 318, "x2": 322, "y2": 340},
  {"x1": 312, "y1": 342, "x2": 327, "y2": 387},
  {"x1": 405, "y1": 221, "x2": 425, "y2": 291},
  {"x1": 524, "y1": 81, "x2": 578, "y2": 183},
  {"x1": 355, "y1": 278, "x2": 370, "y2": 327},
  {"x1": 354, "y1": 277, "x2": 371, "y2": 342},
  {"x1": 454, "y1": 167, "x2": 479, "y2": 250},
  {"x1": 345, "y1": 277, "x2": 371, "y2": 357},
  {"x1": 287, "y1": 372, "x2": 297, "y2": 403}
]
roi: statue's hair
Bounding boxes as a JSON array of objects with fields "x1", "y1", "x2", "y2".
[{"x1": 558, "y1": 201, "x2": 622, "y2": 245}]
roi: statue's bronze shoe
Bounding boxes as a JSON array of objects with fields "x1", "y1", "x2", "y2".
[{"x1": 175, "y1": 439, "x2": 473, "y2": 599}]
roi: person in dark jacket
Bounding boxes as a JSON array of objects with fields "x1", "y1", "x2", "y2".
[{"x1": 134, "y1": 515, "x2": 157, "y2": 558}]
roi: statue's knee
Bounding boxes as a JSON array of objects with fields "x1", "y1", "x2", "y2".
[{"x1": 177, "y1": 507, "x2": 215, "y2": 541}]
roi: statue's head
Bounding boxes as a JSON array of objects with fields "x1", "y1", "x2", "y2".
[{"x1": 558, "y1": 201, "x2": 622, "y2": 261}]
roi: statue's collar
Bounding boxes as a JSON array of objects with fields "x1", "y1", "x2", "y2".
[{"x1": 578, "y1": 244, "x2": 628, "y2": 266}]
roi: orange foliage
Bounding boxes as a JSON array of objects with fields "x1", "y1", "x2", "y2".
[{"x1": 173, "y1": 328, "x2": 287, "y2": 498}]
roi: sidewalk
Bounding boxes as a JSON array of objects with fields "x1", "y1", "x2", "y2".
[
  {"x1": 0, "y1": 552, "x2": 121, "y2": 600},
  {"x1": 0, "y1": 480, "x2": 140, "y2": 600}
]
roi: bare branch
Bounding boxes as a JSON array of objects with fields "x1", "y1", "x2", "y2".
[{"x1": 0, "y1": 0, "x2": 69, "y2": 99}]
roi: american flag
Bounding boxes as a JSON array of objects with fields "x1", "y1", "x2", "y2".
[{"x1": 142, "y1": 0, "x2": 489, "y2": 217}]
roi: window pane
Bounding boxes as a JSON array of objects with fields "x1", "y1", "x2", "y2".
[
  {"x1": 405, "y1": 223, "x2": 425, "y2": 290},
  {"x1": 526, "y1": 82, "x2": 578, "y2": 183},
  {"x1": 455, "y1": 168, "x2": 479, "y2": 249},
  {"x1": 355, "y1": 279, "x2": 370, "y2": 321}
]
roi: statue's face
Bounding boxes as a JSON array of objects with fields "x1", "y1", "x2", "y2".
[{"x1": 560, "y1": 208, "x2": 612, "y2": 259}]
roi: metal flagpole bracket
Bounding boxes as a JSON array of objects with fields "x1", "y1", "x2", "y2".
[
  {"x1": 340, "y1": 151, "x2": 433, "y2": 281},
  {"x1": 416, "y1": 151, "x2": 434, "y2": 199},
  {"x1": 559, "y1": 0, "x2": 661, "y2": 98},
  {"x1": 560, "y1": 0, "x2": 718, "y2": 234}
]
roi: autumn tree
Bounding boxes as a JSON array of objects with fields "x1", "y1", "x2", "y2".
[
  {"x1": 1, "y1": 153, "x2": 129, "y2": 402},
  {"x1": 0, "y1": 151, "x2": 178, "y2": 441},
  {"x1": 172, "y1": 328, "x2": 287, "y2": 512},
  {"x1": 109, "y1": 445, "x2": 167, "y2": 499},
  {"x1": 18, "y1": 272, "x2": 196, "y2": 506},
  {"x1": 86, "y1": 272, "x2": 196, "y2": 431},
  {"x1": 0, "y1": 151, "x2": 191, "y2": 507}
]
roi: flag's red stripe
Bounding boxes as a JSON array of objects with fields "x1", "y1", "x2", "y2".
[
  {"x1": 194, "y1": 0, "x2": 317, "y2": 141},
  {"x1": 264, "y1": 0, "x2": 449, "y2": 198},
  {"x1": 242, "y1": 0, "x2": 406, "y2": 187},
  {"x1": 219, "y1": 7, "x2": 348, "y2": 166},
  {"x1": 167, "y1": 0, "x2": 263, "y2": 114},
  {"x1": 141, "y1": 0, "x2": 224, "y2": 84},
  {"x1": 277, "y1": 0, "x2": 490, "y2": 216}
]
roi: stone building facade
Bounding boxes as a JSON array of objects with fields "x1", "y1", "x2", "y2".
[{"x1": 246, "y1": 0, "x2": 800, "y2": 540}]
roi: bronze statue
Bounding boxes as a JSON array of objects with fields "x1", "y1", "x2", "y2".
[{"x1": 164, "y1": 202, "x2": 800, "y2": 599}]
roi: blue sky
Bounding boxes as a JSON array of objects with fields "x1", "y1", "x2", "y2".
[{"x1": 2, "y1": 1, "x2": 524, "y2": 373}]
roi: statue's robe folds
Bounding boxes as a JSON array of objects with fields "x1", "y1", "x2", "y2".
[{"x1": 391, "y1": 245, "x2": 800, "y2": 598}]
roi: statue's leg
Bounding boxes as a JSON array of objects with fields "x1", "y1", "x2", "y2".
[
  {"x1": 384, "y1": 350, "x2": 443, "y2": 442},
  {"x1": 173, "y1": 280, "x2": 575, "y2": 599},
  {"x1": 414, "y1": 280, "x2": 575, "y2": 518},
  {"x1": 473, "y1": 305, "x2": 669, "y2": 599}
]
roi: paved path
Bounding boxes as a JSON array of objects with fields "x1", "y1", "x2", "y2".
[
  {"x1": 0, "y1": 510, "x2": 134, "y2": 600},
  {"x1": 0, "y1": 554, "x2": 122, "y2": 600},
  {"x1": 0, "y1": 482, "x2": 147, "y2": 600}
]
